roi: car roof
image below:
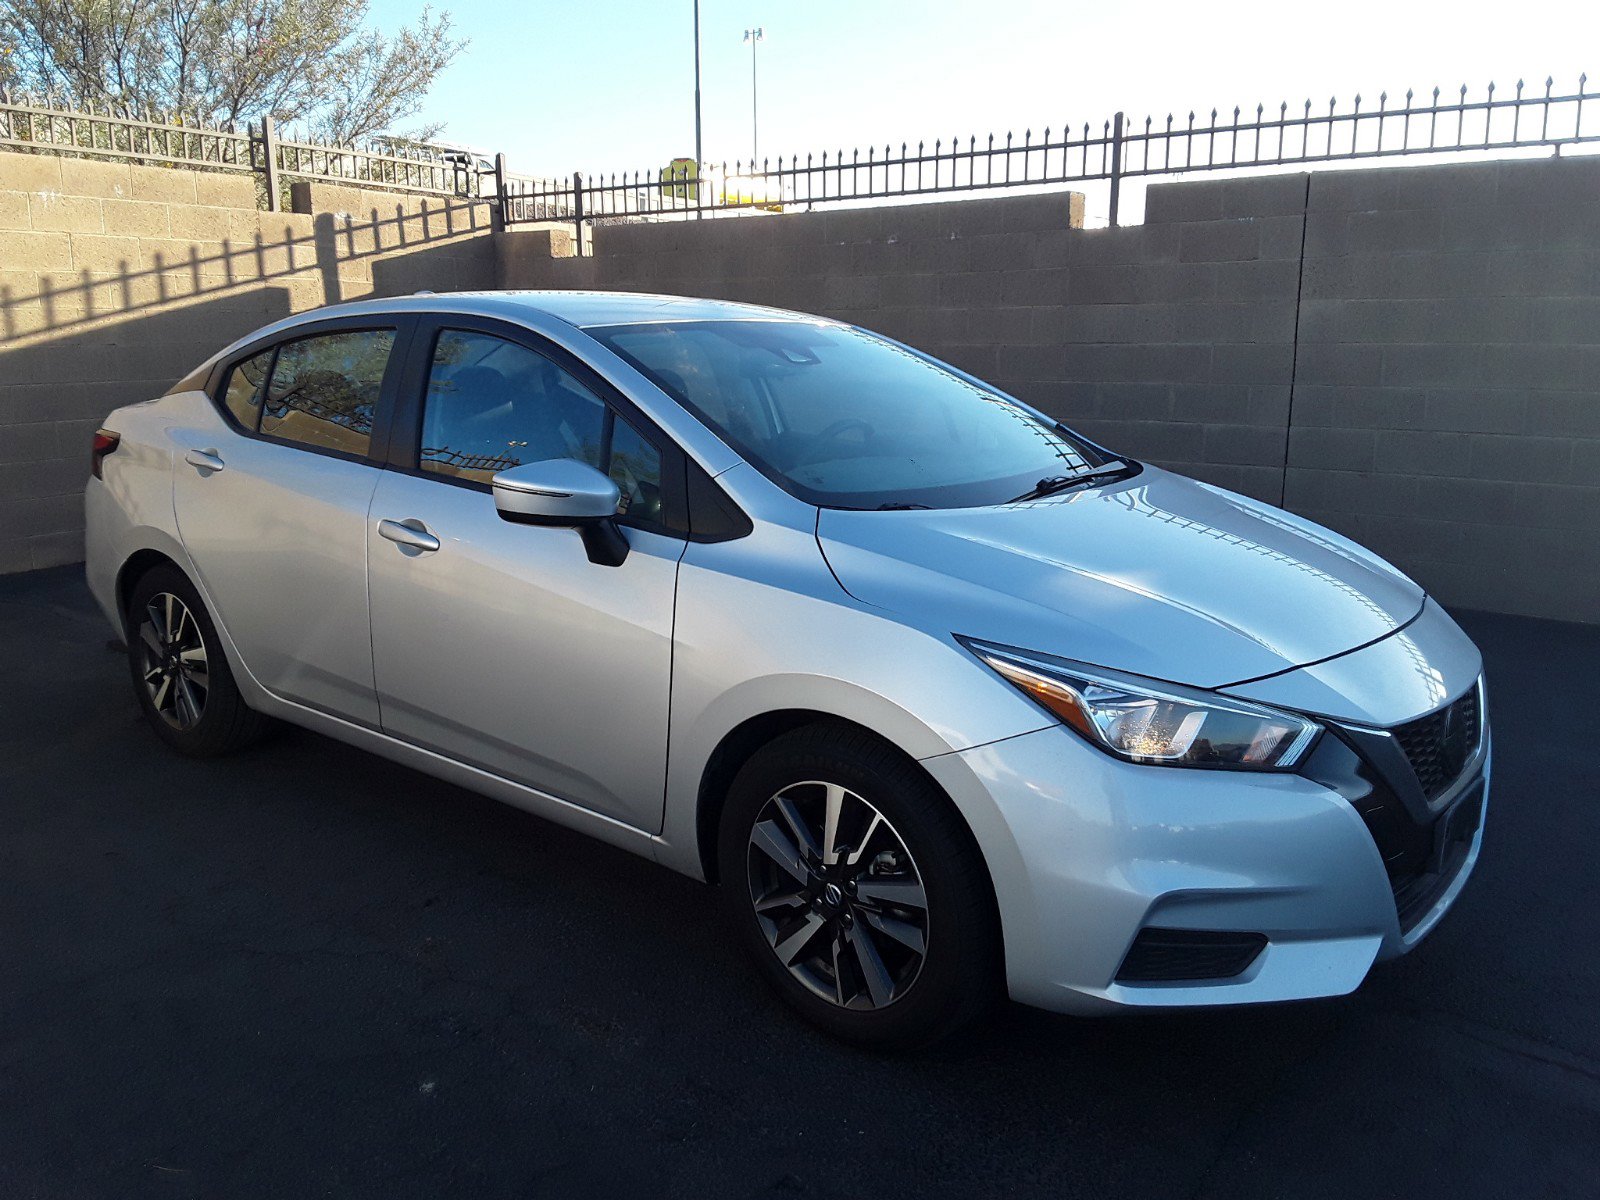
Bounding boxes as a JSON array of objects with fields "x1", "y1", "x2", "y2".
[{"x1": 268, "y1": 290, "x2": 829, "y2": 332}]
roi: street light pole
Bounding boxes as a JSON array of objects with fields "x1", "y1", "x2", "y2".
[
  {"x1": 693, "y1": 0, "x2": 703, "y2": 173},
  {"x1": 743, "y1": 26, "x2": 764, "y2": 164}
]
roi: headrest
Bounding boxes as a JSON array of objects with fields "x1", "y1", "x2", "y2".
[{"x1": 444, "y1": 366, "x2": 511, "y2": 416}]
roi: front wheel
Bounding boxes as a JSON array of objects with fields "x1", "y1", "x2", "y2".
[{"x1": 718, "y1": 722, "x2": 1001, "y2": 1049}]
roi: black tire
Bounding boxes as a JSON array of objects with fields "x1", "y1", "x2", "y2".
[
  {"x1": 717, "y1": 721, "x2": 1002, "y2": 1050},
  {"x1": 125, "y1": 564, "x2": 271, "y2": 757}
]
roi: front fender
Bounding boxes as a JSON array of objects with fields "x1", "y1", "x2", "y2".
[{"x1": 653, "y1": 522, "x2": 1052, "y2": 878}]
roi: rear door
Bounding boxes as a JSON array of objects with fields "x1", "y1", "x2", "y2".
[
  {"x1": 365, "y1": 317, "x2": 687, "y2": 830},
  {"x1": 172, "y1": 317, "x2": 413, "y2": 726}
]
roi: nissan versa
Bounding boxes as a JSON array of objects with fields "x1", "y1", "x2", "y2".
[{"x1": 84, "y1": 291, "x2": 1489, "y2": 1048}]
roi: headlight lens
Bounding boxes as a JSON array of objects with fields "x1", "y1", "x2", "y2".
[{"x1": 961, "y1": 639, "x2": 1321, "y2": 770}]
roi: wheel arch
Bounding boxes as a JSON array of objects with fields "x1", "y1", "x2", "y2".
[
  {"x1": 693, "y1": 709, "x2": 990, "y2": 898},
  {"x1": 108, "y1": 538, "x2": 271, "y2": 712},
  {"x1": 114, "y1": 546, "x2": 186, "y2": 635}
]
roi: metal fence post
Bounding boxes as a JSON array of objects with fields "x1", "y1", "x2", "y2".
[
  {"x1": 493, "y1": 152, "x2": 508, "y2": 227},
  {"x1": 1108, "y1": 110, "x2": 1124, "y2": 228},
  {"x1": 572, "y1": 171, "x2": 585, "y2": 255},
  {"x1": 259, "y1": 116, "x2": 281, "y2": 212}
]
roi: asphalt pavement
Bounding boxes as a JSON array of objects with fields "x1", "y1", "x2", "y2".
[{"x1": 1, "y1": 564, "x2": 1596, "y2": 1199}]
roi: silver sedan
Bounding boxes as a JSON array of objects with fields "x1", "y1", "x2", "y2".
[{"x1": 84, "y1": 291, "x2": 1489, "y2": 1048}]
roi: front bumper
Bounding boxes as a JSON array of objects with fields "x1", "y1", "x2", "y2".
[{"x1": 921, "y1": 718, "x2": 1489, "y2": 1016}]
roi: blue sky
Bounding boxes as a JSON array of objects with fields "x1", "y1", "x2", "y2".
[{"x1": 372, "y1": 0, "x2": 1596, "y2": 186}]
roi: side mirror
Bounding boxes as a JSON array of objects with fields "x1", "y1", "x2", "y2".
[{"x1": 491, "y1": 459, "x2": 629, "y2": 566}]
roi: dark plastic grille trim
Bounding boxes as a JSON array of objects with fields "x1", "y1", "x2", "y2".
[{"x1": 1393, "y1": 685, "x2": 1480, "y2": 801}]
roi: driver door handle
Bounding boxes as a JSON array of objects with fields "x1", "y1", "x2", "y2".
[
  {"x1": 377, "y1": 518, "x2": 441, "y2": 553},
  {"x1": 184, "y1": 448, "x2": 225, "y2": 473}
]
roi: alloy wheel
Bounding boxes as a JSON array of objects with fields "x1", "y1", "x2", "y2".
[
  {"x1": 746, "y1": 780, "x2": 929, "y2": 1010},
  {"x1": 137, "y1": 592, "x2": 210, "y2": 731}
]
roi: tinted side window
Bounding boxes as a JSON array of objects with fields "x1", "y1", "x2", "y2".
[
  {"x1": 261, "y1": 330, "x2": 394, "y2": 456},
  {"x1": 420, "y1": 330, "x2": 664, "y2": 523},
  {"x1": 221, "y1": 349, "x2": 273, "y2": 430}
]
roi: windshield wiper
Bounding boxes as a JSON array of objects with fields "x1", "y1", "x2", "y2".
[
  {"x1": 874, "y1": 501, "x2": 932, "y2": 510},
  {"x1": 1005, "y1": 460, "x2": 1135, "y2": 504}
]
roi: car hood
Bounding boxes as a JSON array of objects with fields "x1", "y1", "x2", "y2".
[{"x1": 816, "y1": 467, "x2": 1425, "y2": 689}]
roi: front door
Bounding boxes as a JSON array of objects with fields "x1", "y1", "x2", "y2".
[{"x1": 366, "y1": 323, "x2": 684, "y2": 831}]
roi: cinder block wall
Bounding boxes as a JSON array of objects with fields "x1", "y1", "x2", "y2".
[
  {"x1": 502, "y1": 158, "x2": 1600, "y2": 623},
  {"x1": 501, "y1": 186, "x2": 1304, "y2": 501},
  {"x1": 1286, "y1": 158, "x2": 1600, "y2": 620},
  {"x1": 0, "y1": 152, "x2": 498, "y2": 572},
  {"x1": 5, "y1": 149, "x2": 1596, "y2": 621}
]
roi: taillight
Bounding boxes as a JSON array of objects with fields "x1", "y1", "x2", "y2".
[{"x1": 91, "y1": 429, "x2": 120, "y2": 480}]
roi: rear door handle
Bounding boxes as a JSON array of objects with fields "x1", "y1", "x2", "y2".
[
  {"x1": 184, "y1": 448, "x2": 225, "y2": 473},
  {"x1": 377, "y1": 518, "x2": 441, "y2": 553}
]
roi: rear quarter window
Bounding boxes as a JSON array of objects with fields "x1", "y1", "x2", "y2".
[{"x1": 220, "y1": 350, "x2": 273, "y2": 431}]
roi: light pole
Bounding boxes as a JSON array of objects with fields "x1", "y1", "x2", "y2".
[
  {"x1": 743, "y1": 26, "x2": 764, "y2": 164},
  {"x1": 692, "y1": 1, "x2": 703, "y2": 174}
]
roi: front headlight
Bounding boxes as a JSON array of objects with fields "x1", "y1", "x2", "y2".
[{"x1": 961, "y1": 638, "x2": 1321, "y2": 771}]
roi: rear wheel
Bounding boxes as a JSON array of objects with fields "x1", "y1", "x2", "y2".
[
  {"x1": 126, "y1": 565, "x2": 270, "y2": 756},
  {"x1": 718, "y1": 722, "x2": 1001, "y2": 1049}
]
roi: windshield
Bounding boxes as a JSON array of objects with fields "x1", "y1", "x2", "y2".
[{"x1": 590, "y1": 319, "x2": 1116, "y2": 509}]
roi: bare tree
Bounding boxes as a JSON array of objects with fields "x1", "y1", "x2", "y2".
[{"x1": 0, "y1": 0, "x2": 465, "y2": 143}]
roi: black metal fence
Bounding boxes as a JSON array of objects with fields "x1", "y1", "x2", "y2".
[
  {"x1": 501, "y1": 75, "x2": 1595, "y2": 242},
  {"x1": 0, "y1": 90, "x2": 492, "y2": 210},
  {"x1": 7, "y1": 76, "x2": 1593, "y2": 235}
]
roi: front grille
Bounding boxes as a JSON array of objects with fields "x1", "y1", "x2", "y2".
[
  {"x1": 1115, "y1": 929, "x2": 1267, "y2": 984},
  {"x1": 1392, "y1": 685, "x2": 1480, "y2": 801}
]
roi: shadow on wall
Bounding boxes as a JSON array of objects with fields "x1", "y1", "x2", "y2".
[
  {"x1": 0, "y1": 193, "x2": 495, "y2": 573},
  {"x1": 1, "y1": 288, "x2": 295, "y2": 570},
  {"x1": 0, "y1": 197, "x2": 495, "y2": 346}
]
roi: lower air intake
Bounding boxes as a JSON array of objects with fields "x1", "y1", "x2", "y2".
[{"x1": 1115, "y1": 928, "x2": 1268, "y2": 984}]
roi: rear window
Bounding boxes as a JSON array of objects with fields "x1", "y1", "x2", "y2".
[{"x1": 258, "y1": 330, "x2": 394, "y2": 457}]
